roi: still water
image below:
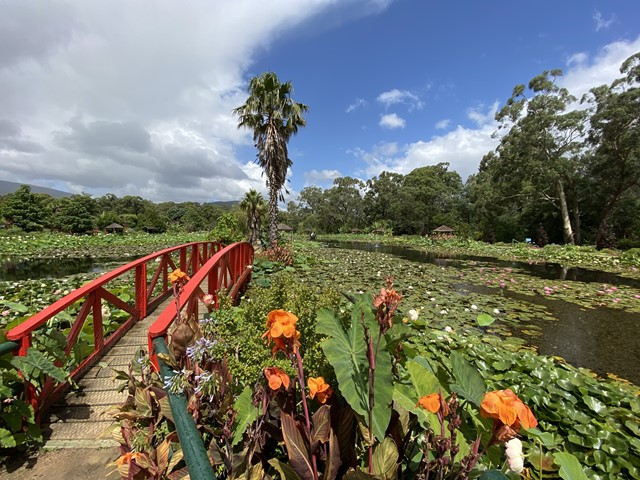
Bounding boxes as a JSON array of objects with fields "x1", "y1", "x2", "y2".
[
  {"x1": 328, "y1": 241, "x2": 640, "y2": 384},
  {"x1": 0, "y1": 255, "x2": 139, "y2": 281}
]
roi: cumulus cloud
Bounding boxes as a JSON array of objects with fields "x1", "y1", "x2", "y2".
[
  {"x1": 560, "y1": 36, "x2": 640, "y2": 98},
  {"x1": 0, "y1": 0, "x2": 390, "y2": 202},
  {"x1": 346, "y1": 98, "x2": 367, "y2": 113},
  {"x1": 376, "y1": 88, "x2": 423, "y2": 110},
  {"x1": 353, "y1": 125, "x2": 497, "y2": 181},
  {"x1": 593, "y1": 10, "x2": 615, "y2": 32},
  {"x1": 435, "y1": 119, "x2": 451, "y2": 130},
  {"x1": 304, "y1": 169, "x2": 342, "y2": 186},
  {"x1": 379, "y1": 113, "x2": 406, "y2": 129},
  {"x1": 467, "y1": 101, "x2": 499, "y2": 127}
]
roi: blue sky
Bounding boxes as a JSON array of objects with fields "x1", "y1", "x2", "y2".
[{"x1": 1, "y1": 1, "x2": 639, "y2": 203}]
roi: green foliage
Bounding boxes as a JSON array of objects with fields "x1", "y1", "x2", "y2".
[
  {"x1": 1, "y1": 185, "x2": 45, "y2": 231},
  {"x1": 208, "y1": 212, "x2": 241, "y2": 244},
  {"x1": 316, "y1": 299, "x2": 393, "y2": 442}
]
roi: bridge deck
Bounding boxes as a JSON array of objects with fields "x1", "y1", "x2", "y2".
[{"x1": 41, "y1": 297, "x2": 173, "y2": 449}]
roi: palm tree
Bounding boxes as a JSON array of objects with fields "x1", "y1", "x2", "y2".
[
  {"x1": 239, "y1": 189, "x2": 266, "y2": 245},
  {"x1": 234, "y1": 72, "x2": 308, "y2": 247}
]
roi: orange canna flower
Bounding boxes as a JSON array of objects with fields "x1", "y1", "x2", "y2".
[
  {"x1": 417, "y1": 392, "x2": 450, "y2": 416},
  {"x1": 264, "y1": 367, "x2": 290, "y2": 391},
  {"x1": 481, "y1": 389, "x2": 538, "y2": 432},
  {"x1": 262, "y1": 310, "x2": 301, "y2": 354},
  {"x1": 308, "y1": 376, "x2": 333, "y2": 404},
  {"x1": 168, "y1": 269, "x2": 190, "y2": 284}
]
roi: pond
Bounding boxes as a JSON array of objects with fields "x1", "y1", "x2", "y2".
[
  {"x1": 327, "y1": 241, "x2": 640, "y2": 384},
  {"x1": 0, "y1": 255, "x2": 141, "y2": 281}
]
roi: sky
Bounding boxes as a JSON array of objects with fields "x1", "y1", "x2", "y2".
[{"x1": 1, "y1": 0, "x2": 639, "y2": 204}]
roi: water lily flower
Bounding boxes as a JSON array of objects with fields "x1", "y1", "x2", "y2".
[
  {"x1": 408, "y1": 309, "x2": 419, "y2": 321},
  {"x1": 505, "y1": 438, "x2": 525, "y2": 473},
  {"x1": 493, "y1": 308, "x2": 500, "y2": 314},
  {"x1": 481, "y1": 389, "x2": 537, "y2": 441},
  {"x1": 470, "y1": 304, "x2": 478, "y2": 310},
  {"x1": 264, "y1": 367, "x2": 290, "y2": 391},
  {"x1": 308, "y1": 376, "x2": 333, "y2": 404},
  {"x1": 168, "y1": 269, "x2": 190, "y2": 284},
  {"x1": 416, "y1": 392, "x2": 449, "y2": 415}
]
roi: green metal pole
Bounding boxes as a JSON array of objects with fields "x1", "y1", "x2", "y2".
[
  {"x1": 0, "y1": 341, "x2": 19, "y2": 356},
  {"x1": 153, "y1": 337, "x2": 216, "y2": 480}
]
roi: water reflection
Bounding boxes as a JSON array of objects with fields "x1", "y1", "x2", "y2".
[{"x1": 0, "y1": 256, "x2": 138, "y2": 281}]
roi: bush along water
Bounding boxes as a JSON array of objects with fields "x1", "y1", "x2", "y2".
[{"x1": 104, "y1": 271, "x2": 629, "y2": 480}]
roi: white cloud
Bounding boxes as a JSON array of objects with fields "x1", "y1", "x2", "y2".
[
  {"x1": 593, "y1": 10, "x2": 615, "y2": 32},
  {"x1": 304, "y1": 169, "x2": 342, "y2": 186},
  {"x1": 354, "y1": 125, "x2": 497, "y2": 181},
  {"x1": 567, "y1": 52, "x2": 588, "y2": 66},
  {"x1": 435, "y1": 119, "x2": 450, "y2": 130},
  {"x1": 0, "y1": 0, "x2": 391, "y2": 202},
  {"x1": 346, "y1": 98, "x2": 367, "y2": 113},
  {"x1": 379, "y1": 113, "x2": 406, "y2": 129},
  {"x1": 561, "y1": 36, "x2": 640, "y2": 98},
  {"x1": 376, "y1": 88, "x2": 423, "y2": 110},
  {"x1": 467, "y1": 101, "x2": 499, "y2": 127}
]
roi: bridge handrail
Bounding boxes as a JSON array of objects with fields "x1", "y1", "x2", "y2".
[
  {"x1": 147, "y1": 242, "x2": 254, "y2": 351},
  {"x1": 6, "y1": 240, "x2": 223, "y2": 414}
]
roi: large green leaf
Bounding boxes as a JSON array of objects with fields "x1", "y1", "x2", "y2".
[
  {"x1": 0, "y1": 428, "x2": 17, "y2": 448},
  {"x1": 11, "y1": 347, "x2": 67, "y2": 384},
  {"x1": 553, "y1": 452, "x2": 590, "y2": 480},
  {"x1": 316, "y1": 307, "x2": 368, "y2": 416},
  {"x1": 449, "y1": 351, "x2": 486, "y2": 407},
  {"x1": 0, "y1": 301, "x2": 29, "y2": 313},
  {"x1": 232, "y1": 386, "x2": 258, "y2": 447},
  {"x1": 316, "y1": 304, "x2": 393, "y2": 442}
]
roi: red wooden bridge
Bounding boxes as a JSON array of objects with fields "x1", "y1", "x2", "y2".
[{"x1": 4, "y1": 241, "x2": 254, "y2": 449}]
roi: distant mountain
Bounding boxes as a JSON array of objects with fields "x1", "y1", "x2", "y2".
[
  {"x1": 204, "y1": 200, "x2": 239, "y2": 209},
  {"x1": 0, "y1": 180, "x2": 72, "y2": 198}
]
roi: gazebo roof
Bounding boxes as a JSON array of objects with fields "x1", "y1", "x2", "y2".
[
  {"x1": 432, "y1": 225, "x2": 454, "y2": 233},
  {"x1": 277, "y1": 223, "x2": 293, "y2": 232},
  {"x1": 105, "y1": 223, "x2": 124, "y2": 229}
]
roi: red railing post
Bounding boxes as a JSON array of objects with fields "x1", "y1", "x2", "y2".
[
  {"x1": 93, "y1": 293, "x2": 104, "y2": 351},
  {"x1": 135, "y1": 263, "x2": 147, "y2": 320},
  {"x1": 191, "y1": 244, "x2": 199, "y2": 273}
]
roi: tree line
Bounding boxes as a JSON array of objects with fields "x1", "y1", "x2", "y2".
[{"x1": 0, "y1": 185, "x2": 231, "y2": 234}]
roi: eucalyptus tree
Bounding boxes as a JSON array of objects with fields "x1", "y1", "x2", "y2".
[
  {"x1": 239, "y1": 189, "x2": 266, "y2": 245},
  {"x1": 488, "y1": 70, "x2": 588, "y2": 244},
  {"x1": 584, "y1": 52, "x2": 640, "y2": 247},
  {"x1": 234, "y1": 72, "x2": 308, "y2": 247}
]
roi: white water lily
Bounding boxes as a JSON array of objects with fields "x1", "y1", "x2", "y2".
[
  {"x1": 470, "y1": 304, "x2": 478, "y2": 310},
  {"x1": 440, "y1": 309, "x2": 448, "y2": 315},
  {"x1": 505, "y1": 438, "x2": 524, "y2": 473},
  {"x1": 493, "y1": 308, "x2": 500, "y2": 314},
  {"x1": 408, "y1": 309, "x2": 419, "y2": 321}
]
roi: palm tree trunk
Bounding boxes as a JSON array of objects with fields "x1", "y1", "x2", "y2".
[{"x1": 268, "y1": 185, "x2": 279, "y2": 247}]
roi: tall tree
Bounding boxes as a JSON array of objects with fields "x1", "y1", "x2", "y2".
[
  {"x1": 585, "y1": 53, "x2": 640, "y2": 247},
  {"x1": 1, "y1": 185, "x2": 45, "y2": 231},
  {"x1": 239, "y1": 189, "x2": 266, "y2": 245},
  {"x1": 489, "y1": 70, "x2": 587, "y2": 244},
  {"x1": 234, "y1": 72, "x2": 308, "y2": 247}
]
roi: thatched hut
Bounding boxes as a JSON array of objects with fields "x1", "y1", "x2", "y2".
[{"x1": 105, "y1": 223, "x2": 124, "y2": 234}]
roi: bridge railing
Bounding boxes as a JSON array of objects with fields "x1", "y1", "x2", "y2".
[
  {"x1": 147, "y1": 241, "x2": 254, "y2": 363},
  {"x1": 6, "y1": 241, "x2": 223, "y2": 414}
]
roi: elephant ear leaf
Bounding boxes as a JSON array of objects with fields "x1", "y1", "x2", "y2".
[
  {"x1": 449, "y1": 351, "x2": 486, "y2": 407},
  {"x1": 316, "y1": 304, "x2": 393, "y2": 442},
  {"x1": 11, "y1": 348, "x2": 67, "y2": 384}
]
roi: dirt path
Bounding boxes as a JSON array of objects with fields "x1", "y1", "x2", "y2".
[{"x1": 0, "y1": 447, "x2": 119, "y2": 479}]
